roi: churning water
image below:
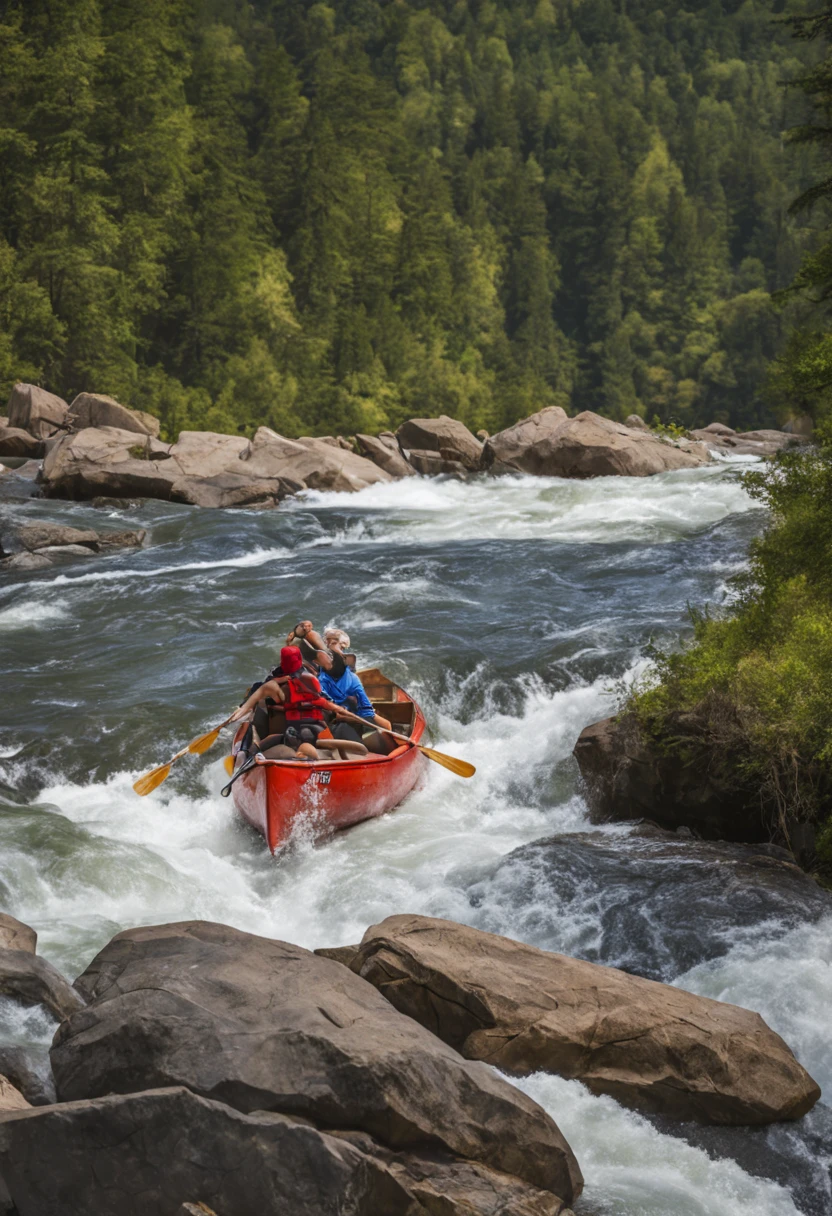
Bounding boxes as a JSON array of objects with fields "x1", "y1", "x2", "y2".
[{"x1": 1, "y1": 462, "x2": 830, "y2": 1215}]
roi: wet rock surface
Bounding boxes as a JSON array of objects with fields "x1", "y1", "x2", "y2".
[
  {"x1": 0, "y1": 520, "x2": 146, "y2": 569},
  {"x1": 469, "y1": 823, "x2": 832, "y2": 982},
  {"x1": 51, "y1": 920, "x2": 582, "y2": 1205},
  {"x1": 347, "y1": 914, "x2": 820, "y2": 1125},
  {"x1": 0, "y1": 950, "x2": 85, "y2": 1023}
]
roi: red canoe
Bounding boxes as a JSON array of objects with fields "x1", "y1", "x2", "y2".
[{"x1": 231, "y1": 668, "x2": 427, "y2": 852}]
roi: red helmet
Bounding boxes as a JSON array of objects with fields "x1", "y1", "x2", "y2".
[{"x1": 280, "y1": 645, "x2": 303, "y2": 675}]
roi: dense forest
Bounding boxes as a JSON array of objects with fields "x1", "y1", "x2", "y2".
[{"x1": 0, "y1": 0, "x2": 822, "y2": 439}]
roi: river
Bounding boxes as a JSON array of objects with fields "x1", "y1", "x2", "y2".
[{"x1": 0, "y1": 461, "x2": 830, "y2": 1215}]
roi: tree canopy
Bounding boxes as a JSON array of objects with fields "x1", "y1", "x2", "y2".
[{"x1": 0, "y1": 0, "x2": 821, "y2": 438}]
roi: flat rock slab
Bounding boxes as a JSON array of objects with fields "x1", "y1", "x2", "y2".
[
  {"x1": 50, "y1": 921, "x2": 582, "y2": 1204},
  {"x1": 0, "y1": 949, "x2": 84, "y2": 1022},
  {"x1": 348, "y1": 914, "x2": 821, "y2": 1126},
  {"x1": 0, "y1": 915, "x2": 36, "y2": 955}
]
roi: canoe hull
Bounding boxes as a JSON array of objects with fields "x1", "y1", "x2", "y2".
[{"x1": 231, "y1": 674, "x2": 427, "y2": 852}]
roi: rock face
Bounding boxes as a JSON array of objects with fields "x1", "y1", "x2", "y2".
[
  {"x1": 355, "y1": 433, "x2": 417, "y2": 478},
  {"x1": 483, "y1": 408, "x2": 710, "y2": 477},
  {"x1": 6, "y1": 384, "x2": 69, "y2": 439},
  {"x1": 51, "y1": 921, "x2": 582, "y2": 1205},
  {"x1": 346, "y1": 915, "x2": 821, "y2": 1126},
  {"x1": 41, "y1": 425, "x2": 390, "y2": 507},
  {"x1": 467, "y1": 823, "x2": 832, "y2": 983},
  {"x1": 407, "y1": 450, "x2": 469, "y2": 477},
  {"x1": 0, "y1": 950, "x2": 84, "y2": 1022},
  {"x1": 67, "y1": 392, "x2": 161, "y2": 438},
  {"x1": 573, "y1": 715, "x2": 772, "y2": 846},
  {"x1": 0, "y1": 916, "x2": 36, "y2": 955},
  {"x1": 0, "y1": 1086, "x2": 571, "y2": 1216},
  {"x1": 0, "y1": 1047, "x2": 54, "y2": 1107},
  {"x1": 397, "y1": 416, "x2": 483, "y2": 470},
  {"x1": 0, "y1": 427, "x2": 43, "y2": 459},
  {"x1": 689, "y1": 423, "x2": 809, "y2": 458}
]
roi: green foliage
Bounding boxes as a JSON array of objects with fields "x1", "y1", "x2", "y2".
[{"x1": 0, "y1": 0, "x2": 823, "y2": 435}]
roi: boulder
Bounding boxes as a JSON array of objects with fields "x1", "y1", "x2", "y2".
[
  {"x1": 6, "y1": 384, "x2": 69, "y2": 439},
  {"x1": 51, "y1": 921, "x2": 582, "y2": 1204},
  {"x1": 689, "y1": 424, "x2": 808, "y2": 458},
  {"x1": 67, "y1": 393, "x2": 160, "y2": 438},
  {"x1": 355, "y1": 433, "x2": 417, "y2": 478},
  {"x1": 0, "y1": 428, "x2": 43, "y2": 459},
  {"x1": 406, "y1": 449, "x2": 468, "y2": 478},
  {"x1": 467, "y1": 823, "x2": 832, "y2": 982},
  {"x1": 0, "y1": 1086, "x2": 571, "y2": 1216},
  {"x1": 397, "y1": 416, "x2": 483, "y2": 470},
  {"x1": 0, "y1": 522, "x2": 146, "y2": 567},
  {"x1": 483, "y1": 409, "x2": 710, "y2": 478},
  {"x1": 294, "y1": 435, "x2": 393, "y2": 491},
  {"x1": 0, "y1": 1047, "x2": 54, "y2": 1107},
  {"x1": 0, "y1": 915, "x2": 35, "y2": 955},
  {"x1": 624, "y1": 414, "x2": 650, "y2": 431},
  {"x1": 573, "y1": 714, "x2": 772, "y2": 847},
  {"x1": 348, "y1": 914, "x2": 821, "y2": 1125},
  {"x1": 0, "y1": 949, "x2": 84, "y2": 1022},
  {"x1": 0, "y1": 1078, "x2": 28, "y2": 1114}
]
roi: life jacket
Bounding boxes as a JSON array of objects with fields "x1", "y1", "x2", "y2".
[{"x1": 282, "y1": 673, "x2": 329, "y2": 722}]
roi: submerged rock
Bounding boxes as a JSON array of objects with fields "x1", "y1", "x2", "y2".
[
  {"x1": 0, "y1": 521, "x2": 146, "y2": 569},
  {"x1": 468, "y1": 824, "x2": 832, "y2": 981},
  {"x1": 483, "y1": 408, "x2": 710, "y2": 477},
  {"x1": 347, "y1": 914, "x2": 820, "y2": 1125},
  {"x1": 51, "y1": 921, "x2": 582, "y2": 1205}
]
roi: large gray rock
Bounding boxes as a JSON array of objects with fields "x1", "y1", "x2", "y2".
[
  {"x1": 397, "y1": 416, "x2": 483, "y2": 470},
  {"x1": 0, "y1": 916, "x2": 36, "y2": 955},
  {"x1": 355, "y1": 433, "x2": 416, "y2": 478},
  {"x1": 0, "y1": 427, "x2": 43, "y2": 459},
  {"x1": 347, "y1": 915, "x2": 821, "y2": 1126},
  {"x1": 50, "y1": 921, "x2": 582, "y2": 1204},
  {"x1": 0, "y1": 1047, "x2": 54, "y2": 1107},
  {"x1": 0, "y1": 522, "x2": 146, "y2": 568},
  {"x1": 67, "y1": 393, "x2": 161, "y2": 438},
  {"x1": 6, "y1": 384, "x2": 69, "y2": 439},
  {"x1": 484, "y1": 408, "x2": 710, "y2": 477},
  {"x1": 41, "y1": 426, "x2": 389, "y2": 507},
  {"x1": 0, "y1": 950, "x2": 83, "y2": 1022},
  {"x1": 0, "y1": 1086, "x2": 571, "y2": 1216}
]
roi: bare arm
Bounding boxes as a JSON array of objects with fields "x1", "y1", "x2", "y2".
[{"x1": 230, "y1": 678, "x2": 285, "y2": 722}]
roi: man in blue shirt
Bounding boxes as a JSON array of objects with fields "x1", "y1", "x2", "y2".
[{"x1": 317, "y1": 635, "x2": 394, "y2": 752}]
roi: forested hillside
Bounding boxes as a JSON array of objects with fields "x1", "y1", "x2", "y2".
[{"x1": 0, "y1": 0, "x2": 820, "y2": 439}]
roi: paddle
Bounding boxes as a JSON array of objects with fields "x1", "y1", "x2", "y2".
[
  {"x1": 220, "y1": 753, "x2": 261, "y2": 797},
  {"x1": 327, "y1": 704, "x2": 476, "y2": 778},
  {"x1": 133, "y1": 713, "x2": 236, "y2": 796}
]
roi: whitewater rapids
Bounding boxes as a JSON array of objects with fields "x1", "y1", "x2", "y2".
[{"x1": 0, "y1": 463, "x2": 829, "y2": 1215}]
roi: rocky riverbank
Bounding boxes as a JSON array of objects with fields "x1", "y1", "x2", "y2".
[
  {"x1": 0, "y1": 382, "x2": 810, "y2": 515},
  {"x1": 0, "y1": 912, "x2": 821, "y2": 1215}
]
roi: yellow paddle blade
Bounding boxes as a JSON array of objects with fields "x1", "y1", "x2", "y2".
[
  {"x1": 133, "y1": 763, "x2": 172, "y2": 796},
  {"x1": 418, "y1": 746, "x2": 476, "y2": 778},
  {"x1": 188, "y1": 725, "x2": 223, "y2": 756},
  {"x1": 223, "y1": 755, "x2": 235, "y2": 776}
]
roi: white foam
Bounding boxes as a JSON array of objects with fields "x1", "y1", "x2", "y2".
[
  {"x1": 674, "y1": 916, "x2": 832, "y2": 1095},
  {"x1": 515, "y1": 1072, "x2": 802, "y2": 1216},
  {"x1": 288, "y1": 466, "x2": 758, "y2": 546},
  {"x1": 0, "y1": 599, "x2": 69, "y2": 629}
]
